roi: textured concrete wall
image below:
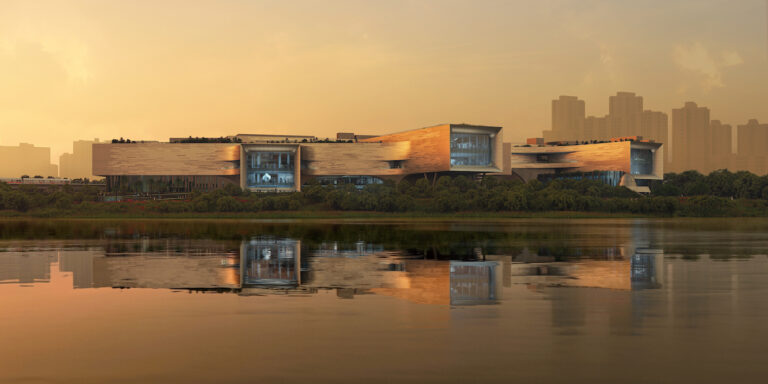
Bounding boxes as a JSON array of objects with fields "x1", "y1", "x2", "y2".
[
  {"x1": 361, "y1": 124, "x2": 452, "y2": 174},
  {"x1": 301, "y1": 142, "x2": 410, "y2": 176},
  {"x1": 568, "y1": 141, "x2": 632, "y2": 173},
  {"x1": 509, "y1": 142, "x2": 631, "y2": 173},
  {"x1": 93, "y1": 143, "x2": 240, "y2": 176}
]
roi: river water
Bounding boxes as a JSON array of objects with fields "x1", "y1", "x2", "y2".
[{"x1": 0, "y1": 218, "x2": 767, "y2": 383}]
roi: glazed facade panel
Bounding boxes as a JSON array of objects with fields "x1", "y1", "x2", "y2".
[
  {"x1": 450, "y1": 132, "x2": 492, "y2": 167},
  {"x1": 245, "y1": 151, "x2": 296, "y2": 189}
]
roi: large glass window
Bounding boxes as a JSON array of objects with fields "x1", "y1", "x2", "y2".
[
  {"x1": 246, "y1": 151, "x2": 296, "y2": 189},
  {"x1": 450, "y1": 133, "x2": 491, "y2": 167},
  {"x1": 630, "y1": 149, "x2": 654, "y2": 175}
]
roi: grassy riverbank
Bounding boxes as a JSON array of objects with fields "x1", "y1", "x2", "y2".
[
  {"x1": 0, "y1": 209, "x2": 653, "y2": 220},
  {"x1": 3, "y1": 170, "x2": 768, "y2": 218}
]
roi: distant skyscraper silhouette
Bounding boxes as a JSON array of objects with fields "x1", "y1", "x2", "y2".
[
  {"x1": 544, "y1": 93, "x2": 667, "y2": 157},
  {"x1": 735, "y1": 119, "x2": 768, "y2": 174},
  {"x1": 583, "y1": 116, "x2": 609, "y2": 141},
  {"x1": 537, "y1": 93, "x2": 768, "y2": 174},
  {"x1": 640, "y1": 110, "x2": 668, "y2": 145},
  {"x1": 0, "y1": 143, "x2": 58, "y2": 178},
  {"x1": 60, "y1": 139, "x2": 99, "y2": 179},
  {"x1": 670, "y1": 102, "x2": 711, "y2": 173},
  {"x1": 609, "y1": 92, "x2": 643, "y2": 138},
  {"x1": 710, "y1": 120, "x2": 733, "y2": 171},
  {"x1": 544, "y1": 96, "x2": 585, "y2": 142}
]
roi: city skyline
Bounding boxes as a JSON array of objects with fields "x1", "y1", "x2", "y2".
[
  {"x1": 0, "y1": 87, "x2": 768, "y2": 179},
  {"x1": 538, "y1": 91, "x2": 768, "y2": 175},
  {"x1": 1, "y1": 0, "x2": 767, "y2": 162},
  {"x1": 2, "y1": 88, "x2": 768, "y2": 178}
]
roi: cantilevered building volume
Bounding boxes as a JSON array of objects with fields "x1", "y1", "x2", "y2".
[
  {"x1": 93, "y1": 123, "x2": 663, "y2": 194},
  {"x1": 505, "y1": 138, "x2": 663, "y2": 193}
]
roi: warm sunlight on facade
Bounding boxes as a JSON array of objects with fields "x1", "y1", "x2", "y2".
[{"x1": 1, "y1": 0, "x2": 767, "y2": 169}]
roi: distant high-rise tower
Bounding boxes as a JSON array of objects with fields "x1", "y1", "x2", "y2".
[
  {"x1": 542, "y1": 92, "x2": 667, "y2": 147},
  {"x1": 583, "y1": 116, "x2": 609, "y2": 141},
  {"x1": 671, "y1": 102, "x2": 711, "y2": 173},
  {"x1": 640, "y1": 110, "x2": 668, "y2": 143},
  {"x1": 580, "y1": 92, "x2": 667, "y2": 146},
  {"x1": 641, "y1": 110, "x2": 669, "y2": 163},
  {"x1": 609, "y1": 92, "x2": 643, "y2": 137},
  {"x1": 710, "y1": 120, "x2": 732, "y2": 171},
  {"x1": 544, "y1": 96, "x2": 585, "y2": 142},
  {"x1": 737, "y1": 120, "x2": 767, "y2": 157},
  {"x1": 59, "y1": 139, "x2": 99, "y2": 180},
  {"x1": 0, "y1": 143, "x2": 58, "y2": 178},
  {"x1": 735, "y1": 119, "x2": 768, "y2": 174}
]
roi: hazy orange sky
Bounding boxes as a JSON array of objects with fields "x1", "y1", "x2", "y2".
[{"x1": 1, "y1": 0, "x2": 767, "y2": 163}]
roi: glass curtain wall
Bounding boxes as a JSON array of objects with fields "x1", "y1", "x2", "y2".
[
  {"x1": 246, "y1": 151, "x2": 296, "y2": 189},
  {"x1": 630, "y1": 149, "x2": 654, "y2": 175},
  {"x1": 450, "y1": 133, "x2": 491, "y2": 167}
]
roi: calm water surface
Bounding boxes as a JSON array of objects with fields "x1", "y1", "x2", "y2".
[{"x1": 1, "y1": 218, "x2": 767, "y2": 384}]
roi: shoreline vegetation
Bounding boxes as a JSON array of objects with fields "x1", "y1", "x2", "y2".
[{"x1": 2, "y1": 170, "x2": 768, "y2": 219}]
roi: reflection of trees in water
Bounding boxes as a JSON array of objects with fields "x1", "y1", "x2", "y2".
[
  {"x1": 533, "y1": 245, "x2": 626, "y2": 261},
  {"x1": 661, "y1": 247, "x2": 759, "y2": 261},
  {"x1": 0, "y1": 219, "x2": 619, "y2": 259},
  {"x1": 101, "y1": 239, "x2": 240, "y2": 256},
  {"x1": 2, "y1": 219, "x2": 768, "y2": 260}
]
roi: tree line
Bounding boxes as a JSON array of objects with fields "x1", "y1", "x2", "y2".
[{"x1": 2, "y1": 170, "x2": 768, "y2": 217}]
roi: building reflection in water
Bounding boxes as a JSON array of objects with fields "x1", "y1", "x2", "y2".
[
  {"x1": 449, "y1": 261, "x2": 501, "y2": 305},
  {"x1": 0, "y1": 235, "x2": 663, "y2": 307},
  {"x1": 241, "y1": 238, "x2": 301, "y2": 287},
  {"x1": 630, "y1": 249, "x2": 664, "y2": 290},
  {"x1": 503, "y1": 247, "x2": 664, "y2": 291},
  {"x1": 312, "y1": 241, "x2": 385, "y2": 258},
  {"x1": 58, "y1": 243, "x2": 240, "y2": 289},
  {"x1": 0, "y1": 252, "x2": 56, "y2": 285}
]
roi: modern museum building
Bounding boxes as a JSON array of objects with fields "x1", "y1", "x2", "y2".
[{"x1": 93, "y1": 123, "x2": 663, "y2": 194}]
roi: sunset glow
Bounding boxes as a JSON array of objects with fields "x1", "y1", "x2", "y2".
[{"x1": 2, "y1": 0, "x2": 766, "y2": 162}]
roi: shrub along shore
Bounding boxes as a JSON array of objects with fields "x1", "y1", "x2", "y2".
[{"x1": 1, "y1": 170, "x2": 768, "y2": 218}]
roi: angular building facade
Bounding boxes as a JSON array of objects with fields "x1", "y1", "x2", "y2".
[
  {"x1": 361, "y1": 124, "x2": 503, "y2": 174},
  {"x1": 93, "y1": 123, "x2": 663, "y2": 194},
  {"x1": 505, "y1": 140, "x2": 663, "y2": 193},
  {"x1": 93, "y1": 124, "x2": 504, "y2": 193}
]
